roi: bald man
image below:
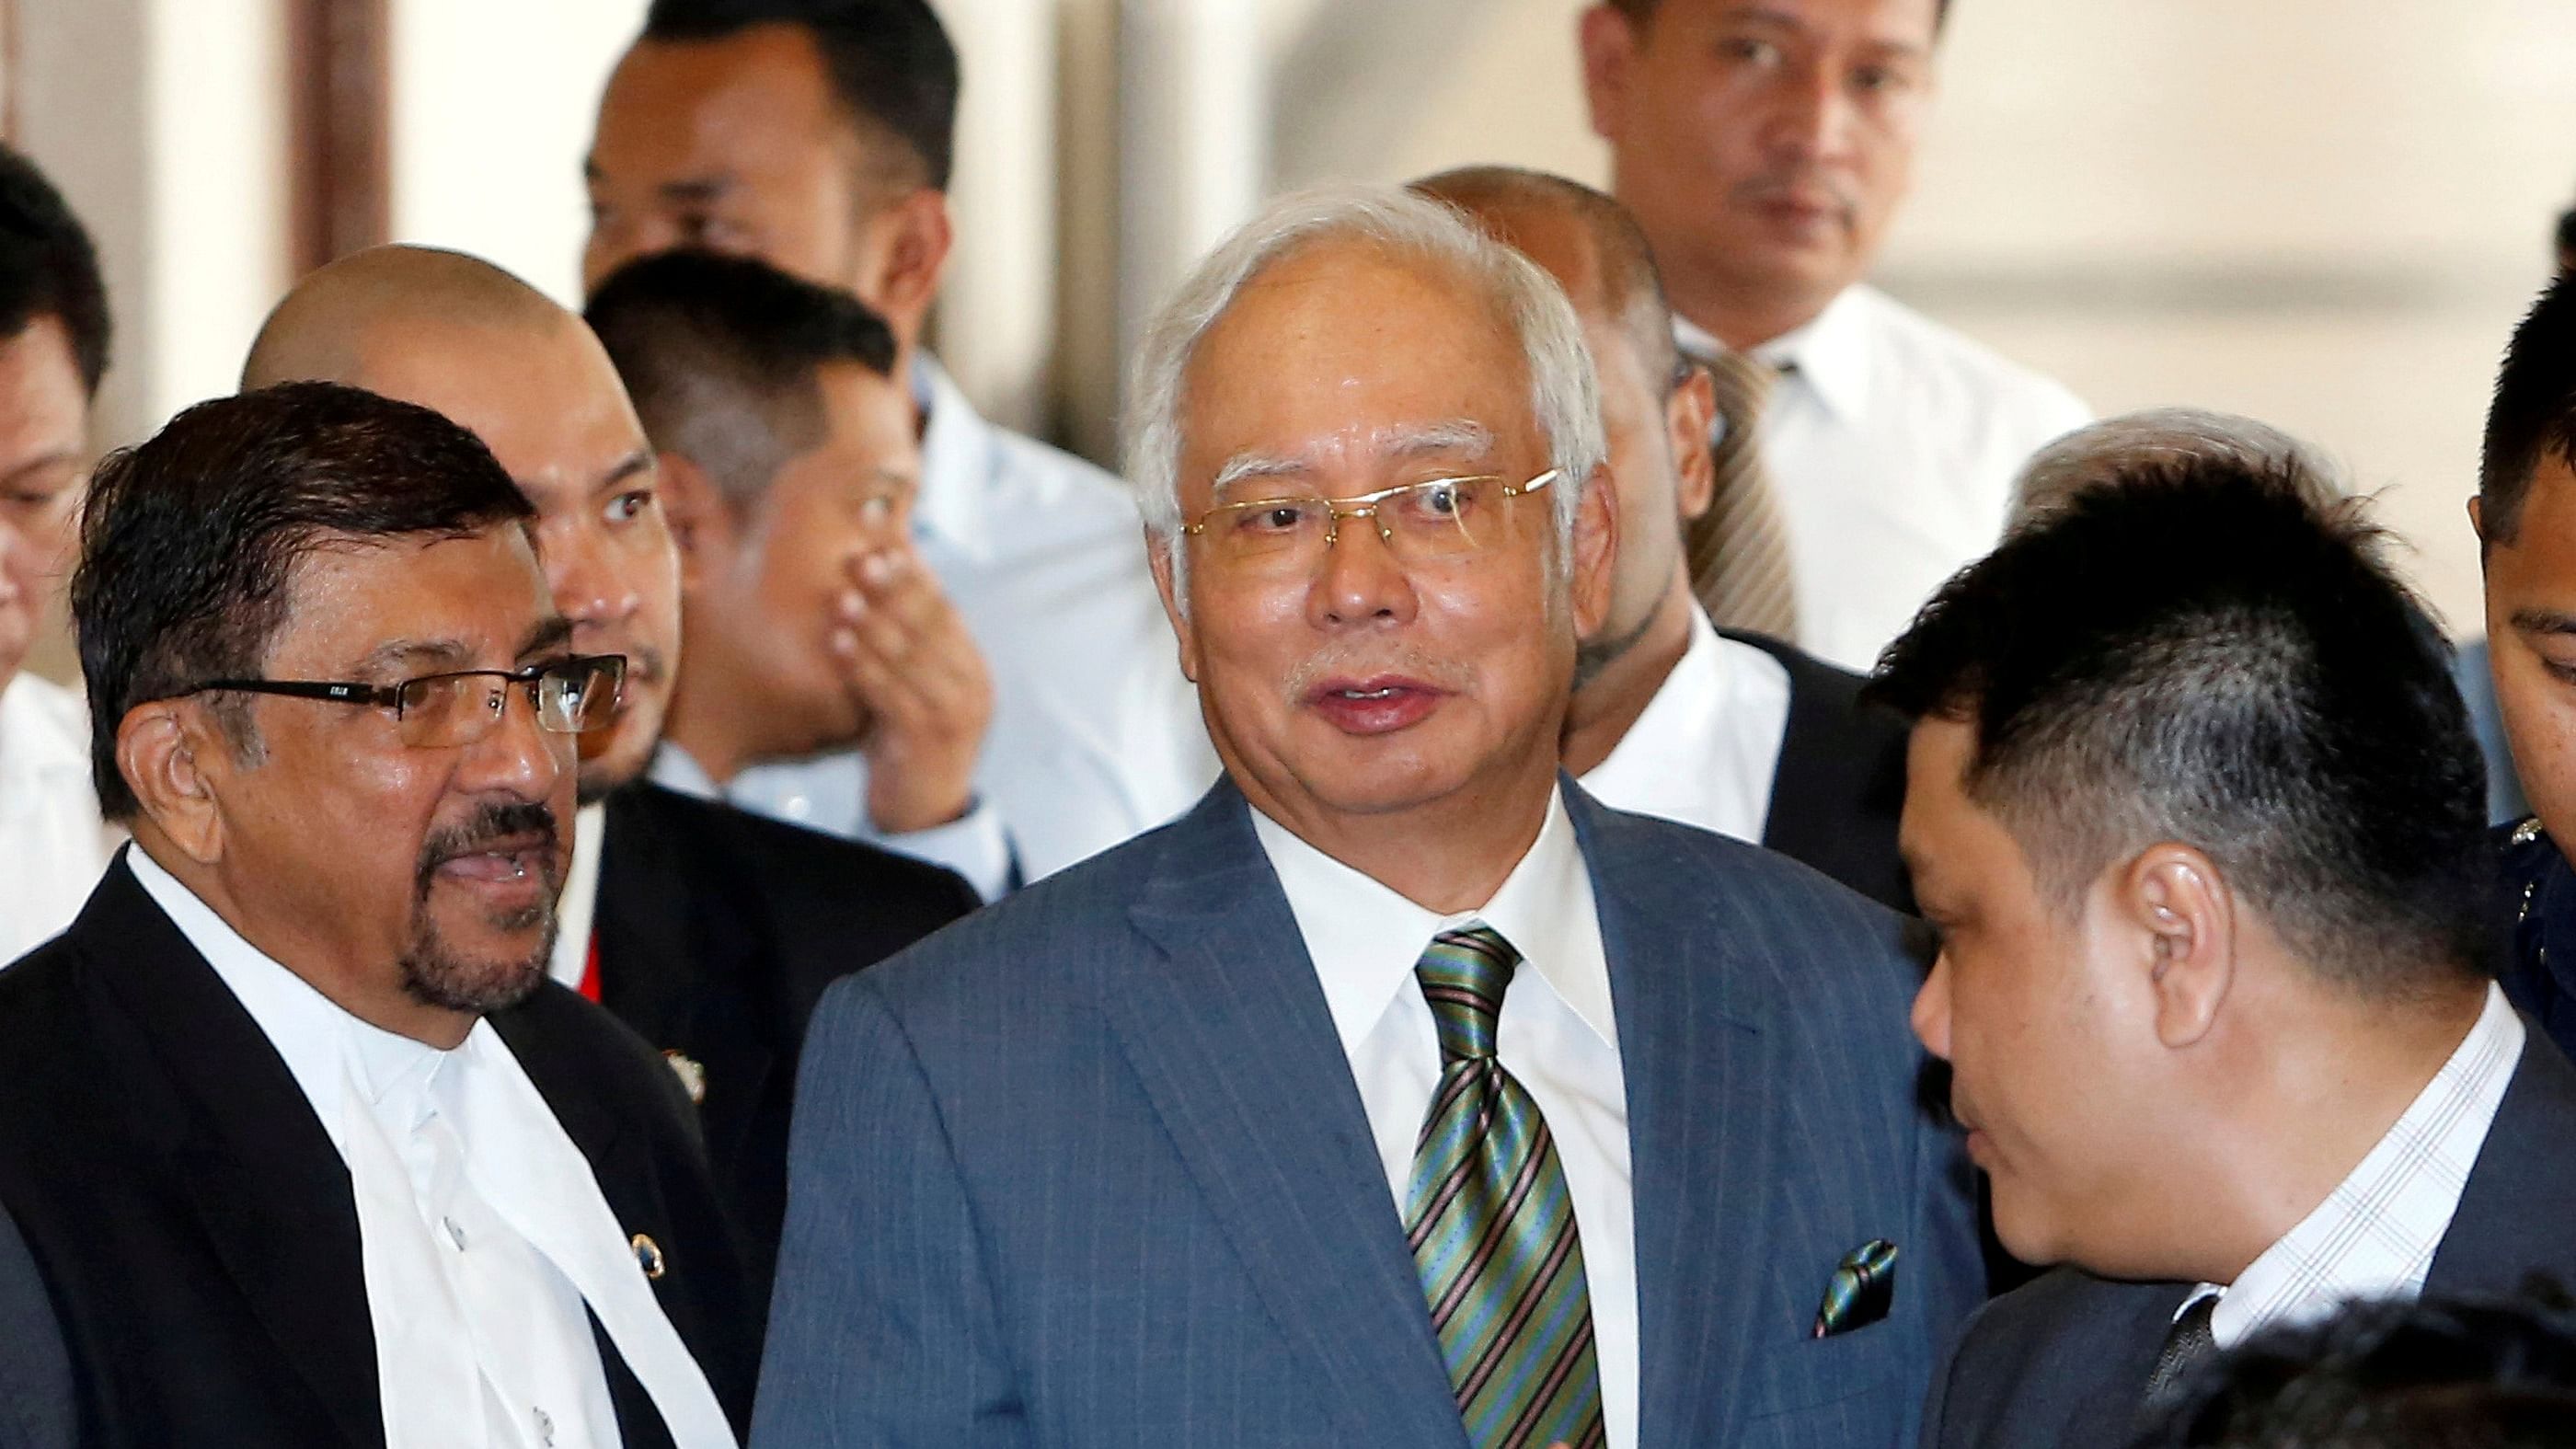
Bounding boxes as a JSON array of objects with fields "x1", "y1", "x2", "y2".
[
  {"x1": 242, "y1": 246, "x2": 978, "y2": 1327},
  {"x1": 1418, "y1": 167, "x2": 1912, "y2": 910}
]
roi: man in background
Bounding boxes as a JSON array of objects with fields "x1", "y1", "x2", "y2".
[
  {"x1": 0, "y1": 144, "x2": 116, "y2": 959},
  {"x1": 586, "y1": 250, "x2": 1019, "y2": 899},
  {"x1": 584, "y1": 0, "x2": 1214, "y2": 879},
  {"x1": 1579, "y1": 0, "x2": 2087, "y2": 672},
  {"x1": 1420, "y1": 164, "x2": 1911, "y2": 910},
  {"x1": 242, "y1": 245, "x2": 975, "y2": 1328},
  {"x1": 1880, "y1": 458, "x2": 2571, "y2": 1447}
]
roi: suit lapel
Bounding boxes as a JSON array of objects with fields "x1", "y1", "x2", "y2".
[
  {"x1": 82, "y1": 859, "x2": 383, "y2": 1448},
  {"x1": 1110, "y1": 786, "x2": 1471, "y2": 1449},
  {"x1": 1566, "y1": 788, "x2": 1775, "y2": 1449}
]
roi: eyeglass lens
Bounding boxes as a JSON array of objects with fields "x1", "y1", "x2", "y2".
[
  {"x1": 392, "y1": 659, "x2": 624, "y2": 748},
  {"x1": 1207, "y1": 476, "x2": 1502, "y2": 570}
]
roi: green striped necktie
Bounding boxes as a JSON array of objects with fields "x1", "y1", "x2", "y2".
[{"x1": 1402, "y1": 926, "x2": 1606, "y2": 1449}]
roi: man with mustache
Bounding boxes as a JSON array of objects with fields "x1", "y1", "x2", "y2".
[
  {"x1": 240, "y1": 245, "x2": 977, "y2": 1328},
  {"x1": 0, "y1": 384, "x2": 750, "y2": 1446},
  {"x1": 1579, "y1": 0, "x2": 2087, "y2": 673},
  {"x1": 753, "y1": 185, "x2": 1979, "y2": 1447}
]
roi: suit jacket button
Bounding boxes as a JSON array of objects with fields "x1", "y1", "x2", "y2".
[{"x1": 632, "y1": 1233, "x2": 666, "y2": 1281}]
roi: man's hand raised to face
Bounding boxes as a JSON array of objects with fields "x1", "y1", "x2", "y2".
[{"x1": 833, "y1": 540, "x2": 994, "y2": 834}]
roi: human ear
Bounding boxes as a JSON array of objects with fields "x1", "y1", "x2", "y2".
[
  {"x1": 656, "y1": 451, "x2": 735, "y2": 591},
  {"x1": 1577, "y1": 5, "x2": 1640, "y2": 143},
  {"x1": 858, "y1": 189, "x2": 952, "y2": 349},
  {"x1": 1669, "y1": 365, "x2": 1718, "y2": 523},
  {"x1": 1144, "y1": 526, "x2": 1200, "y2": 683},
  {"x1": 2121, "y1": 844, "x2": 2236, "y2": 1050},
  {"x1": 118, "y1": 700, "x2": 231, "y2": 864},
  {"x1": 1570, "y1": 465, "x2": 1619, "y2": 638}
]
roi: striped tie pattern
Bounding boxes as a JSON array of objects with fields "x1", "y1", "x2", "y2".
[
  {"x1": 1682, "y1": 347, "x2": 1800, "y2": 639},
  {"x1": 1402, "y1": 926, "x2": 1605, "y2": 1449}
]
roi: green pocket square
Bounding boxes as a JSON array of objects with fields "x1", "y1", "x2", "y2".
[{"x1": 1812, "y1": 1238, "x2": 1899, "y2": 1339}]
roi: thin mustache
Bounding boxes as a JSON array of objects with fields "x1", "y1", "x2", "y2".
[
  {"x1": 417, "y1": 802, "x2": 563, "y2": 888},
  {"x1": 1282, "y1": 643, "x2": 1474, "y2": 704},
  {"x1": 1735, "y1": 171, "x2": 1859, "y2": 213}
]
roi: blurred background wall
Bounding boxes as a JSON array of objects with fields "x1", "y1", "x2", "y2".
[{"x1": 17, "y1": 0, "x2": 2576, "y2": 684}]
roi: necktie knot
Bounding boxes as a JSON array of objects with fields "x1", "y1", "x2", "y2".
[{"x1": 1416, "y1": 926, "x2": 1519, "y2": 1064}]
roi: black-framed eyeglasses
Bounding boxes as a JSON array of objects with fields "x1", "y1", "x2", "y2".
[{"x1": 181, "y1": 654, "x2": 627, "y2": 749}]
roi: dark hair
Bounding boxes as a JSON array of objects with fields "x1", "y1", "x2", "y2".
[
  {"x1": 642, "y1": 0, "x2": 959, "y2": 194},
  {"x1": 585, "y1": 248, "x2": 899, "y2": 506},
  {"x1": 72, "y1": 382, "x2": 535, "y2": 820},
  {"x1": 2480, "y1": 271, "x2": 2576, "y2": 547},
  {"x1": 1868, "y1": 456, "x2": 2491, "y2": 996},
  {"x1": 2138, "y1": 1285, "x2": 2576, "y2": 1448},
  {"x1": 0, "y1": 144, "x2": 109, "y2": 396},
  {"x1": 1607, "y1": 0, "x2": 1952, "y2": 34}
]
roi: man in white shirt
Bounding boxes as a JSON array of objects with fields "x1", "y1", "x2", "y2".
[
  {"x1": 1579, "y1": 0, "x2": 2089, "y2": 673},
  {"x1": 582, "y1": 0, "x2": 1216, "y2": 879},
  {"x1": 753, "y1": 184, "x2": 1978, "y2": 1448},
  {"x1": 1874, "y1": 447, "x2": 2576, "y2": 1447},
  {"x1": 0, "y1": 144, "x2": 116, "y2": 961},
  {"x1": 1420, "y1": 165, "x2": 1913, "y2": 910},
  {"x1": 240, "y1": 243, "x2": 975, "y2": 1331},
  {"x1": 0, "y1": 384, "x2": 748, "y2": 1446}
]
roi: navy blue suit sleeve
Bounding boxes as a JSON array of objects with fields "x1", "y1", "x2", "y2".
[
  {"x1": 752, "y1": 974, "x2": 1027, "y2": 1448},
  {"x1": 0, "y1": 1201, "x2": 71, "y2": 1449}
]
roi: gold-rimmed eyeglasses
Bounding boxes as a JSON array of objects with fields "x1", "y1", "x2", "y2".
[
  {"x1": 1180, "y1": 469, "x2": 1560, "y2": 576},
  {"x1": 180, "y1": 654, "x2": 627, "y2": 749}
]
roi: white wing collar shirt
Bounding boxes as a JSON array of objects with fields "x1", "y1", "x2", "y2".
[
  {"x1": 0, "y1": 673, "x2": 117, "y2": 962},
  {"x1": 1680, "y1": 284, "x2": 2091, "y2": 674},
  {"x1": 1576, "y1": 604, "x2": 1788, "y2": 845},
  {"x1": 719, "y1": 357, "x2": 1218, "y2": 891},
  {"x1": 127, "y1": 847, "x2": 737, "y2": 1449},
  {"x1": 1250, "y1": 788, "x2": 1639, "y2": 1449},
  {"x1": 2175, "y1": 981, "x2": 2525, "y2": 1350}
]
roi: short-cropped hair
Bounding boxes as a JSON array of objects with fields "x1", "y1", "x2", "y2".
[
  {"x1": 1869, "y1": 457, "x2": 2491, "y2": 995},
  {"x1": 73, "y1": 382, "x2": 534, "y2": 820},
  {"x1": 2142, "y1": 1285, "x2": 2576, "y2": 1448},
  {"x1": 0, "y1": 142, "x2": 109, "y2": 396},
  {"x1": 585, "y1": 248, "x2": 898, "y2": 508},
  {"x1": 2481, "y1": 271, "x2": 2576, "y2": 547}
]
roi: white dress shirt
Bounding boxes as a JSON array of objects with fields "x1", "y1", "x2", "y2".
[
  {"x1": 1680, "y1": 285, "x2": 2091, "y2": 674},
  {"x1": 0, "y1": 673, "x2": 117, "y2": 962},
  {"x1": 128, "y1": 847, "x2": 737, "y2": 1449},
  {"x1": 1577, "y1": 605, "x2": 1790, "y2": 845},
  {"x1": 651, "y1": 742, "x2": 1012, "y2": 902},
  {"x1": 2177, "y1": 982, "x2": 2524, "y2": 1350},
  {"x1": 1250, "y1": 790, "x2": 1638, "y2": 1449},
  {"x1": 729, "y1": 357, "x2": 1218, "y2": 890},
  {"x1": 547, "y1": 802, "x2": 608, "y2": 991}
]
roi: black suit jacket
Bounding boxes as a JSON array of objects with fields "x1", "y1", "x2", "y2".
[
  {"x1": 1722, "y1": 629, "x2": 1915, "y2": 913},
  {"x1": 1920, "y1": 1025, "x2": 2576, "y2": 1448},
  {"x1": 0, "y1": 856, "x2": 758, "y2": 1448},
  {"x1": 593, "y1": 781, "x2": 978, "y2": 1321}
]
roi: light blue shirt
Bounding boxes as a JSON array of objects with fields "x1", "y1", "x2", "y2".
[{"x1": 719, "y1": 357, "x2": 1218, "y2": 891}]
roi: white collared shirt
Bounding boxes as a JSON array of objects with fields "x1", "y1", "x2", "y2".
[
  {"x1": 661, "y1": 743, "x2": 1012, "y2": 903},
  {"x1": 0, "y1": 673, "x2": 118, "y2": 962},
  {"x1": 546, "y1": 802, "x2": 607, "y2": 991},
  {"x1": 1576, "y1": 605, "x2": 1790, "y2": 845},
  {"x1": 728, "y1": 357, "x2": 1218, "y2": 890},
  {"x1": 1678, "y1": 285, "x2": 2091, "y2": 674},
  {"x1": 2178, "y1": 982, "x2": 2525, "y2": 1350},
  {"x1": 127, "y1": 847, "x2": 737, "y2": 1449},
  {"x1": 1250, "y1": 791, "x2": 1638, "y2": 1449}
]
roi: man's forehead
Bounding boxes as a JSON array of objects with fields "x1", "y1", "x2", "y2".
[
  {"x1": 345, "y1": 326, "x2": 646, "y2": 500},
  {"x1": 604, "y1": 28, "x2": 842, "y2": 164},
  {"x1": 270, "y1": 528, "x2": 550, "y2": 668}
]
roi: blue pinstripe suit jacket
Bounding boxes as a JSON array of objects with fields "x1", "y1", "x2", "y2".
[{"x1": 753, "y1": 778, "x2": 1980, "y2": 1447}]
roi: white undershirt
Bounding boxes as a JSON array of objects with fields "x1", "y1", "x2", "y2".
[
  {"x1": 1577, "y1": 606, "x2": 1789, "y2": 845},
  {"x1": 128, "y1": 847, "x2": 737, "y2": 1449},
  {"x1": 1250, "y1": 790, "x2": 1637, "y2": 1449}
]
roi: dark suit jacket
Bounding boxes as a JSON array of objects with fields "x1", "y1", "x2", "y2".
[
  {"x1": 0, "y1": 855, "x2": 759, "y2": 1448},
  {"x1": 594, "y1": 781, "x2": 978, "y2": 1322},
  {"x1": 753, "y1": 777, "x2": 1982, "y2": 1448},
  {"x1": 0, "y1": 1202, "x2": 71, "y2": 1449},
  {"x1": 1722, "y1": 629, "x2": 1915, "y2": 914},
  {"x1": 1919, "y1": 1023, "x2": 2576, "y2": 1449}
]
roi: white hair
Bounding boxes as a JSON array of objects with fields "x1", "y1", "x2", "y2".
[
  {"x1": 1121, "y1": 183, "x2": 1605, "y2": 586},
  {"x1": 2009, "y1": 408, "x2": 2348, "y2": 527}
]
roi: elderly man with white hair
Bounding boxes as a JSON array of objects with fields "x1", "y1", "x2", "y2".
[{"x1": 753, "y1": 183, "x2": 1979, "y2": 1449}]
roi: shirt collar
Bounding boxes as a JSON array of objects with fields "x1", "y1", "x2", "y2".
[
  {"x1": 913, "y1": 352, "x2": 997, "y2": 561},
  {"x1": 2190, "y1": 981, "x2": 2526, "y2": 1348},
  {"x1": 1674, "y1": 285, "x2": 1876, "y2": 426},
  {"x1": 1248, "y1": 787, "x2": 1614, "y2": 1057},
  {"x1": 126, "y1": 845, "x2": 454, "y2": 1145}
]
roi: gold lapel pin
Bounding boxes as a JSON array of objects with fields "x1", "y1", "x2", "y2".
[
  {"x1": 662, "y1": 1050, "x2": 707, "y2": 1106},
  {"x1": 631, "y1": 1233, "x2": 667, "y2": 1281}
]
